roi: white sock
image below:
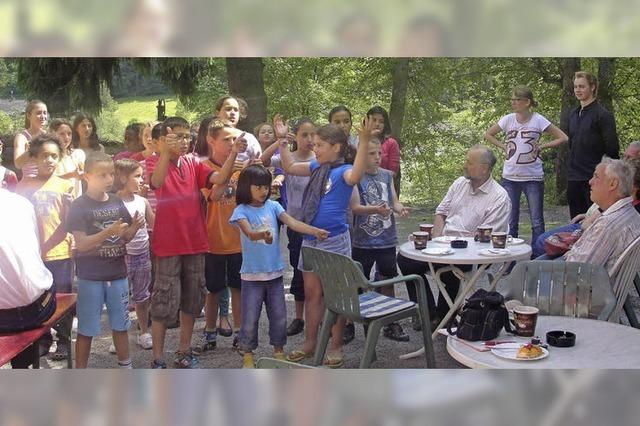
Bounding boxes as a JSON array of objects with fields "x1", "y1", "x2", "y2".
[{"x1": 118, "y1": 358, "x2": 133, "y2": 369}]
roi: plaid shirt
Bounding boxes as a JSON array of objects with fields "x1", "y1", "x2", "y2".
[{"x1": 566, "y1": 197, "x2": 640, "y2": 275}]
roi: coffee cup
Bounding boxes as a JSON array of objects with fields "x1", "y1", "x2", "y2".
[
  {"x1": 474, "y1": 226, "x2": 492, "y2": 243},
  {"x1": 408, "y1": 231, "x2": 429, "y2": 250},
  {"x1": 491, "y1": 232, "x2": 508, "y2": 249},
  {"x1": 512, "y1": 306, "x2": 539, "y2": 337},
  {"x1": 419, "y1": 223, "x2": 434, "y2": 240}
]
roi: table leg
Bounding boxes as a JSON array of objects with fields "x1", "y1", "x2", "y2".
[{"x1": 399, "y1": 264, "x2": 491, "y2": 360}]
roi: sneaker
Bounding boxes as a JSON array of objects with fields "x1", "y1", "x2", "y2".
[
  {"x1": 137, "y1": 333, "x2": 153, "y2": 350},
  {"x1": 242, "y1": 352, "x2": 255, "y2": 368},
  {"x1": 342, "y1": 322, "x2": 355, "y2": 345},
  {"x1": 151, "y1": 359, "x2": 167, "y2": 369},
  {"x1": 109, "y1": 343, "x2": 116, "y2": 354},
  {"x1": 286, "y1": 318, "x2": 305, "y2": 336},
  {"x1": 174, "y1": 350, "x2": 199, "y2": 369},
  {"x1": 193, "y1": 331, "x2": 217, "y2": 355},
  {"x1": 383, "y1": 322, "x2": 410, "y2": 342}
]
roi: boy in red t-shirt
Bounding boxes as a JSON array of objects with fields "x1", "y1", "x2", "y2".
[{"x1": 146, "y1": 116, "x2": 246, "y2": 369}]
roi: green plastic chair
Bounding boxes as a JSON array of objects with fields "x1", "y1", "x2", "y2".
[
  {"x1": 255, "y1": 357, "x2": 316, "y2": 369},
  {"x1": 503, "y1": 261, "x2": 616, "y2": 320},
  {"x1": 301, "y1": 246, "x2": 436, "y2": 369},
  {"x1": 623, "y1": 274, "x2": 640, "y2": 328}
]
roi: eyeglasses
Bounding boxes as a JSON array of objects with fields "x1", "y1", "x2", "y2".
[{"x1": 173, "y1": 133, "x2": 191, "y2": 141}]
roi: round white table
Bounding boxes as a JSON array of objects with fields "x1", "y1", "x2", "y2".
[
  {"x1": 447, "y1": 316, "x2": 640, "y2": 368},
  {"x1": 398, "y1": 237, "x2": 531, "y2": 359}
]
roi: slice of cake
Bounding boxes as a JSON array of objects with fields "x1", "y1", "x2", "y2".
[{"x1": 516, "y1": 343, "x2": 543, "y2": 359}]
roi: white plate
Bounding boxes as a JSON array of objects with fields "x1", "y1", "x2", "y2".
[
  {"x1": 432, "y1": 236, "x2": 457, "y2": 244},
  {"x1": 421, "y1": 247, "x2": 454, "y2": 256},
  {"x1": 478, "y1": 248, "x2": 512, "y2": 256},
  {"x1": 490, "y1": 343, "x2": 549, "y2": 361},
  {"x1": 508, "y1": 238, "x2": 525, "y2": 245}
]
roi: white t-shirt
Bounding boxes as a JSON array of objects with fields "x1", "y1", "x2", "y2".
[
  {"x1": 0, "y1": 189, "x2": 53, "y2": 309},
  {"x1": 122, "y1": 194, "x2": 149, "y2": 255},
  {"x1": 498, "y1": 112, "x2": 551, "y2": 181}
]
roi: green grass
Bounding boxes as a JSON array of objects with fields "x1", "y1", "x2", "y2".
[{"x1": 114, "y1": 96, "x2": 180, "y2": 124}]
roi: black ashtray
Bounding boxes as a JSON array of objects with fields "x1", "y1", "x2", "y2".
[
  {"x1": 451, "y1": 240, "x2": 468, "y2": 249},
  {"x1": 546, "y1": 330, "x2": 576, "y2": 347}
]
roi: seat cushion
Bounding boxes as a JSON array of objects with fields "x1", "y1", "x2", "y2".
[{"x1": 359, "y1": 292, "x2": 415, "y2": 319}]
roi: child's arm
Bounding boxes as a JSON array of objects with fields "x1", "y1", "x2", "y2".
[
  {"x1": 279, "y1": 212, "x2": 329, "y2": 240},
  {"x1": 150, "y1": 128, "x2": 179, "y2": 189},
  {"x1": 273, "y1": 114, "x2": 311, "y2": 176},
  {"x1": 144, "y1": 198, "x2": 155, "y2": 229},
  {"x1": 235, "y1": 218, "x2": 274, "y2": 244},
  {"x1": 390, "y1": 181, "x2": 409, "y2": 217},
  {"x1": 349, "y1": 186, "x2": 391, "y2": 217},
  {"x1": 259, "y1": 139, "x2": 281, "y2": 167},
  {"x1": 344, "y1": 117, "x2": 380, "y2": 186},
  {"x1": 41, "y1": 189, "x2": 74, "y2": 254},
  {"x1": 72, "y1": 220, "x2": 129, "y2": 253},
  {"x1": 208, "y1": 134, "x2": 247, "y2": 186},
  {"x1": 484, "y1": 123, "x2": 505, "y2": 150}
]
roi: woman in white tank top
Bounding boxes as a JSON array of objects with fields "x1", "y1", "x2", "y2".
[{"x1": 13, "y1": 100, "x2": 48, "y2": 179}]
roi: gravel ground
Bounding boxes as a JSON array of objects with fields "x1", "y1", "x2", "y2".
[{"x1": 35, "y1": 204, "x2": 638, "y2": 369}]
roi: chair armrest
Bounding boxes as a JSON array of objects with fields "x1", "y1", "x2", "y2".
[{"x1": 367, "y1": 274, "x2": 424, "y2": 289}]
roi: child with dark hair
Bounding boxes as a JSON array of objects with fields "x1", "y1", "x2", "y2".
[
  {"x1": 114, "y1": 122, "x2": 145, "y2": 161},
  {"x1": 229, "y1": 165, "x2": 327, "y2": 368},
  {"x1": 261, "y1": 116, "x2": 316, "y2": 336},
  {"x1": 0, "y1": 139, "x2": 18, "y2": 191},
  {"x1": 16, "y1": 133, "x2": 74, "y2": 361},
  {"x1": 276, "y1": 116, "x2": 379, "y2": 367},
  {"x1": 72, "y1": 112, "x2": 104, "y2": 154},
  {"x1": 147, "y1": 117, "x2": 247, "y2": 368},
  {"x1": 329, "y1": 105, "x2": 358, "y2": 148},
  {"x1": 366, "y1": 106, "x2": 400, "y2": 179},
  {"x1": 67, "y1": 151, "x2": 144, "y2": 368}
]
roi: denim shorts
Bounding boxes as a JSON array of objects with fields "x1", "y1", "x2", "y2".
[
  {"x1": 298, "y1": 230, "x2": 351, "y2": 272},
  {"x1": 76, "y1": 278, "x2": 131, "y2": 337}
]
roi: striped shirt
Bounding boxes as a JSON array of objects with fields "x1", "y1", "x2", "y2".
[
  {"x1": 435, "y1": 176, "x2": 511, "y2": 237},
  {"x1": 565, "y1": 197, "x2": 640, "y2": 275}
]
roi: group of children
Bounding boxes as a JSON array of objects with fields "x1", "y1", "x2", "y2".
[{"x1": 4, "y1": 96, "x2": 411, "y2": 369}]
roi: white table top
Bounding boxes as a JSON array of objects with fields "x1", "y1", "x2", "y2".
[
  {"x1": 398, "y1": 237, "x2": 532, "y2": 265},
  {"x1": 446, "y1": 315, "x2": 640, "y2": 368}
]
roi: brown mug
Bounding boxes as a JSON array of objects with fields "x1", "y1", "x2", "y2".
[
  {"x1": 475, "y1": 226, "x2": 492, "y2": 243},
  {"x1": 409, "y1": 231, "x2": 429, "y2": 250},
  {"x1": 491, "y1": 232, "x2": 508, "y2": 249},
  {"x1": 419, "y1": 223, "x2": 434, "y2": 240},
  {"x1": 512, "y1": 306, "x2": 539, "y2": 337}
]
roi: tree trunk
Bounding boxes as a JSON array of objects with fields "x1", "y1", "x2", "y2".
[
  {"x1": 225, "y1": 58, "x2": 267, "y2": 133},
  {"x1": 389, "y1": 58, "x2": 410, "y2": 196},
  {"x1": 597, "y1": 58, "x2": 616, "y2": 113},
  {"x1": 555, "y1": 58, "x2": 581, "y2": 204}
]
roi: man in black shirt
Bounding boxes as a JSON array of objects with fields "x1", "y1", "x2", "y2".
[{"x1": 567, "y1": 71, "x2": 619, "y2": 218}]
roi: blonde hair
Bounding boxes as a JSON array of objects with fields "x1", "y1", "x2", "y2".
[
  {"x1": 574, "y1": 71, "x2": 598, "y2": 97},
  {"x1": 513, "y1": 85, "x2": 538, "y2": 108}
]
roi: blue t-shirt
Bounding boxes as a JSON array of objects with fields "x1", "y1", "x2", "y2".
[
  {"x1": 352, "y1": 169, "x2": 398, "y2": 249},
  {"x1": 306, "y1": 160, "x2": 353, "y2": 240},
  {"x1": 229, "y1": 200, "x2": 286, "y2": 275}
]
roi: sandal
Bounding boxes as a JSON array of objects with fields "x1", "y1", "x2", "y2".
[
  {"x1": 218, "y1": 317, "x2": 233, "y2": 337},
  {"x1": 49, "y1": 344, "x2": 69, "y2": 361},
  {"x1": 174, "y1": 351, "x2": 199, "y2": 369},
  {"x1": 323, "y1": 355, "x2": 344, "y2": 369},
  {"x1": 286, "y1": 349, "x2": 312, "y2": 363}
]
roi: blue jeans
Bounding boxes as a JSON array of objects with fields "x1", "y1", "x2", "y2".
[
  {"x1": 532, "y1": 222, "x2": 581, "y2": 258},
  {"x1": 502, "y1": 179, "x2": 545, "y2": 245},
  {"x1": 238, "y1": 277, "x2": 287, "y2": 351}
]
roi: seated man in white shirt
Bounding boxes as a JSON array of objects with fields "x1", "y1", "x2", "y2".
[
  {"x1": 563, "y1": 158, "x2": 640, "y2": 275},
  {"x1": 0, "y1": 188, "x2": 56, "y2": 367},
  {"x1": 398, "y1": 145, "x2": 511, "y2": 330}
]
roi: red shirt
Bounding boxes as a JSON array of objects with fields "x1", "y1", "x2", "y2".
[
  {"x1": 146, "y1": 155, "x2": 212, "y2": 257},
  {"x1": 130, "y1": 152, "x2": 145, "y2": 161},
  {"x1": 380, "y1": 137, "x2": 400, "y2": 175}
]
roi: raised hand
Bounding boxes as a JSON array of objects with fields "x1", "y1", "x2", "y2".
[
  {"x1": 232, "y1": 132, "x2": 248, "y2": 154},
  {"x1": 357, "y1": 116, "x2": 381, "y2": 142},
  {"x1": 159, "y1": 126, "x2": 180, "y2": 155},
  {"x1": 273, "y1": 114, "x2": 288, "y2": 139}
]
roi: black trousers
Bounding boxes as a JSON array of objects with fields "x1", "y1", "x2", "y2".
[
  {"x1": 567, "y1": 180, "x2": 591, "y2": 219},
  {"x1": 397, "y1": 253, "x2": 472, "y2": 320}
]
